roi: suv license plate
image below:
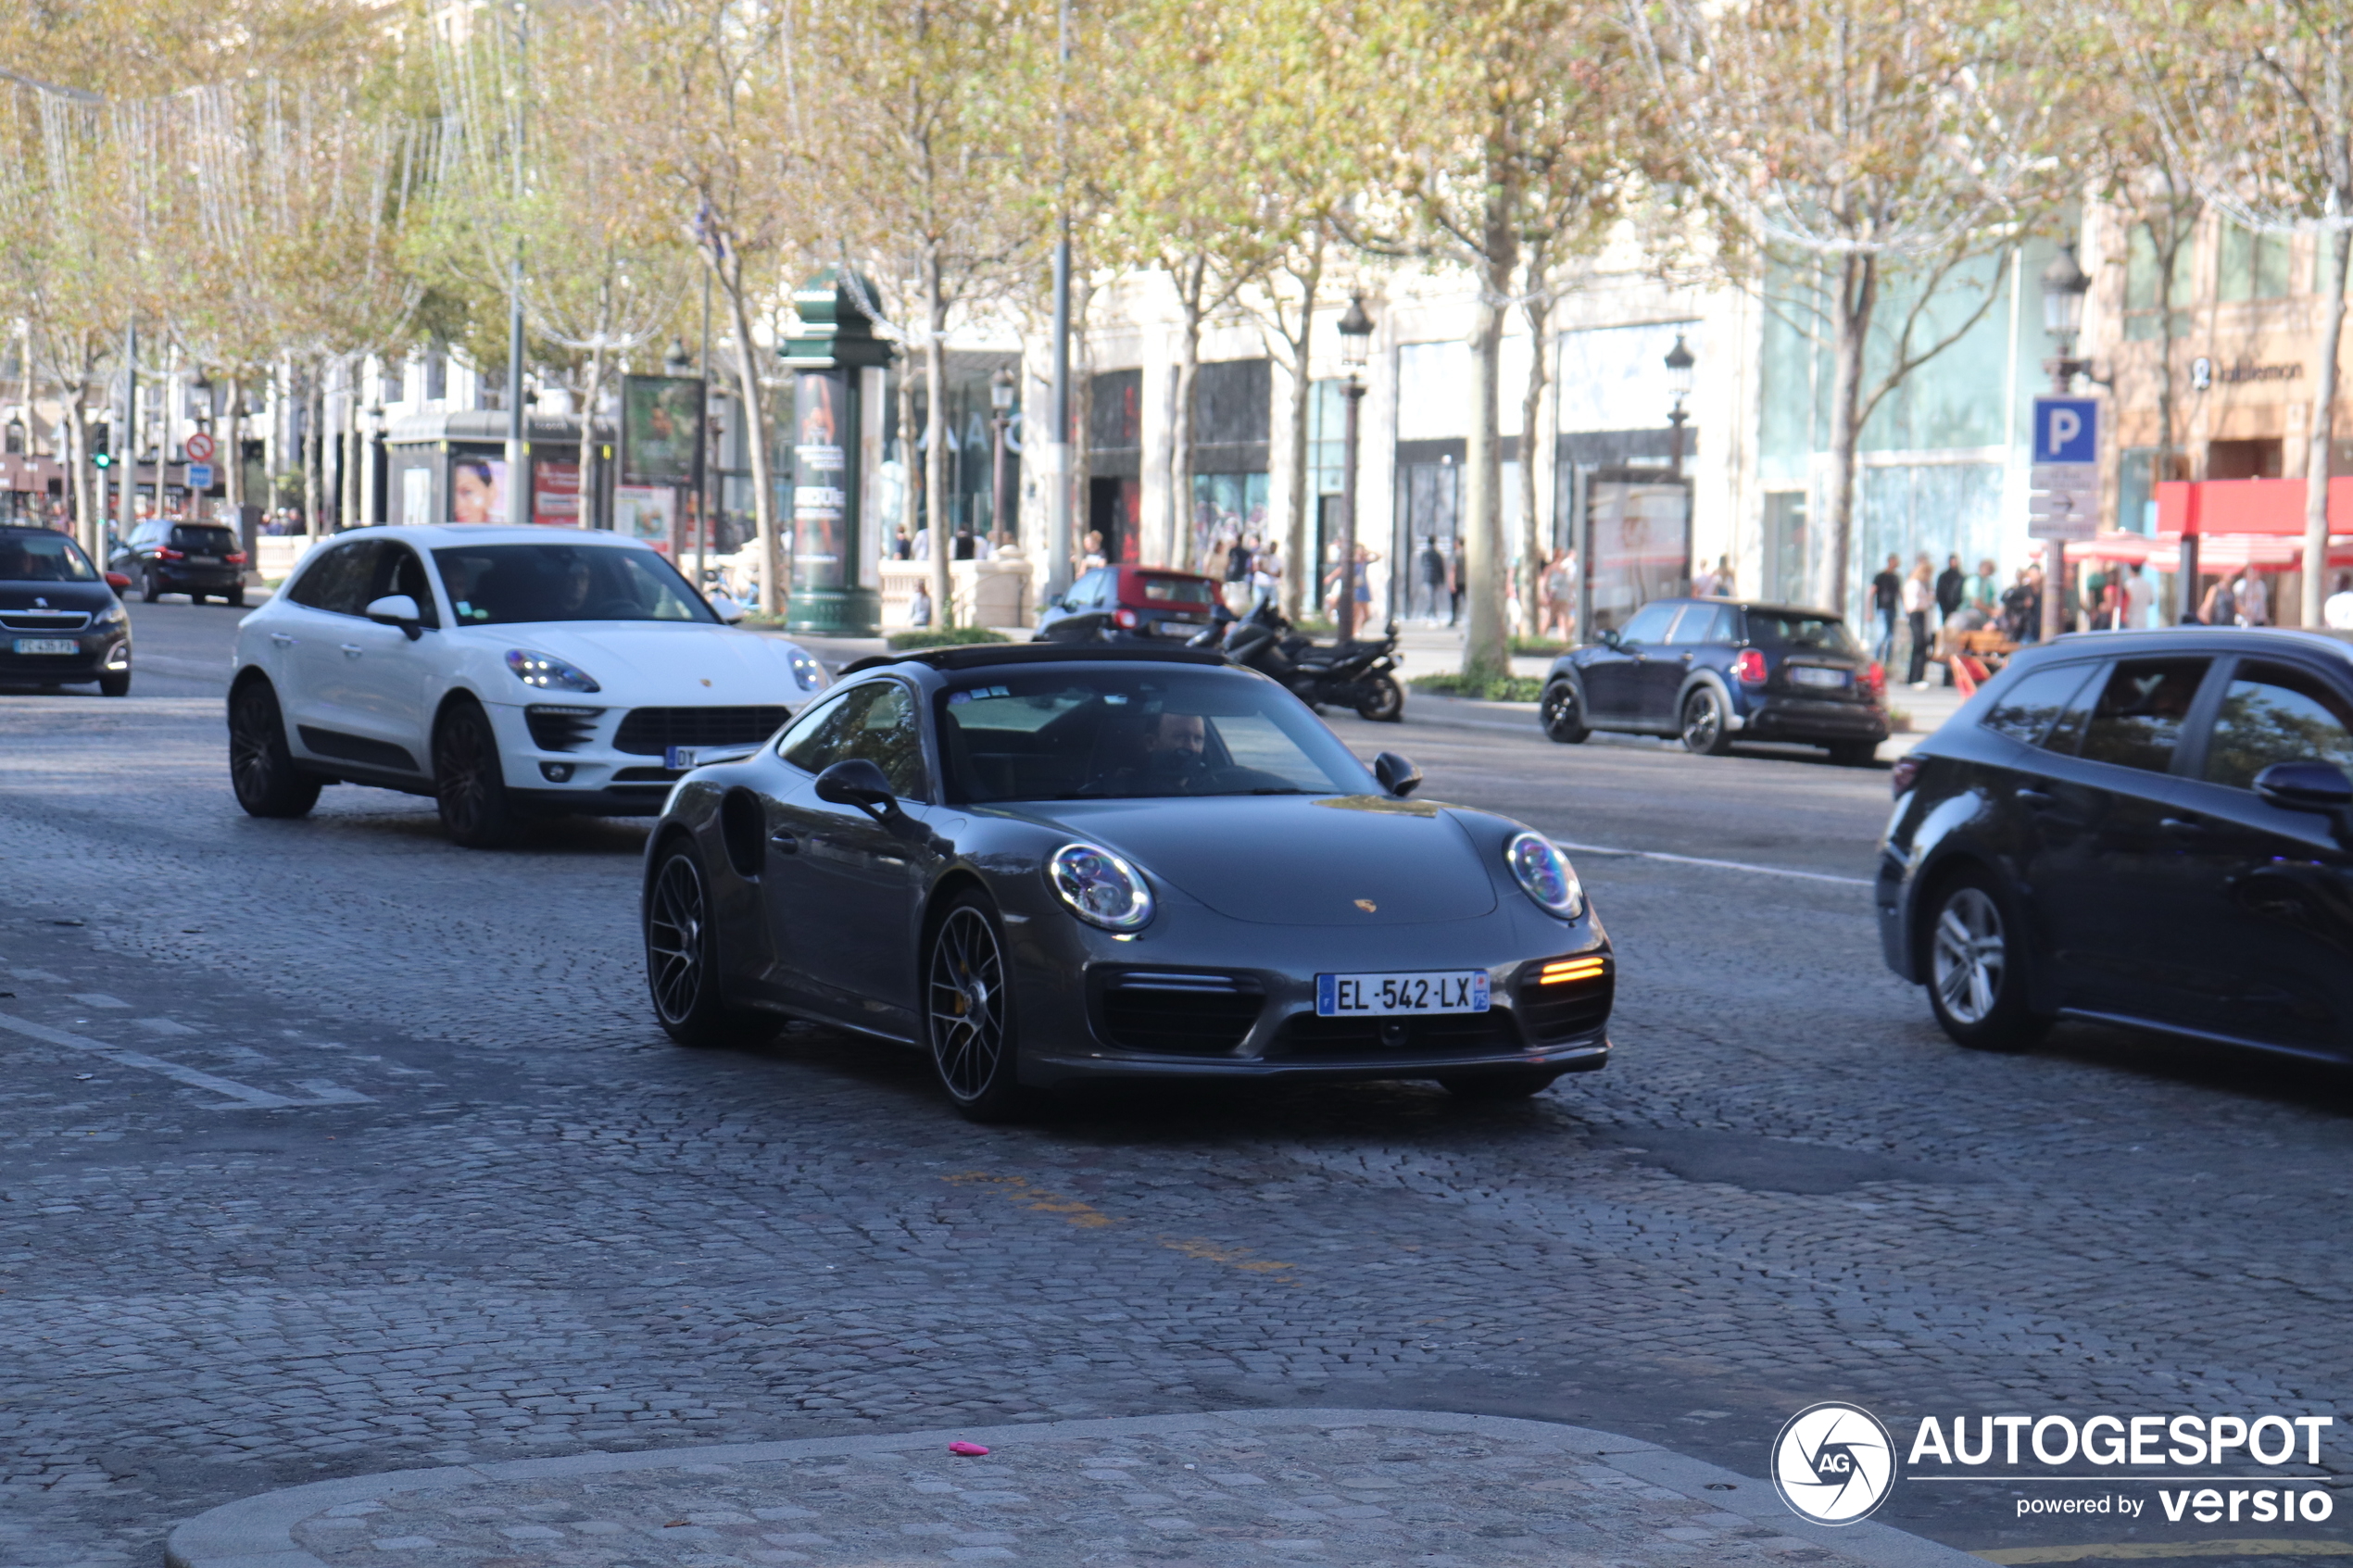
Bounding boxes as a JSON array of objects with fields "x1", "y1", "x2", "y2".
[
  {"x1": 188, "y1": 555, "x2": 220, "y2": 565},
  {"x1": 13, "y1": 638, "x2": 78, "y2": 655},
  {"x1": 1316, "y1": 970, "x2": 1491, "y2": 1017},
  {"x1": 1791, "y1": 666, "x2": 1849, "y2": 688}
]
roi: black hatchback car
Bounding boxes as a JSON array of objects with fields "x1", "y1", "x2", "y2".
[
  {"x1": 1878, "y1": 628, "x2": 2353, "y2": 1060},
  {"x1": 0, "y1": 525, "x2": 134, "y2": 696},
  {"x1": 1541, "y1": 597, "x2": 1890, "y2": 764},
  {"x1": 113, "y1": 519, "x2": 247, "y2": 605}
]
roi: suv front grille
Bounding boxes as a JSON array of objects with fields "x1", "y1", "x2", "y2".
[
  {"x1": 525, "y1": 704, "x2": 601, "y2": 752},
  {"x1": 1273, "y1": 1010, "x2": 1521, "y2": 1059},
  {"x1": 1095, "y1": 972, "x2": 1265, "y2": 1055},
  {"x1": 613, "y1": 706, "x2": 790, "y2": 756}
]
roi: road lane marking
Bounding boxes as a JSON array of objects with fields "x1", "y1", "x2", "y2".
[
  {"x1": 294, "y1": 1078, "x2": 373, "y2": 1104},
  {"x1": 134, "y1": 1017, "x2": 201, "y2": 1036},
  {"x1": 0, "y1": 1012, "x2": 299, "y2": 1109},
  {"x1": 1551, "y1": 838, "x2": 1871, "y2": 888},
  {"x1": 943, "y1": 1174, "x2": 1302, "y2": 1283},
  {"x1": 68, "y1": 993, "x2": 129, "y2": 1008}
]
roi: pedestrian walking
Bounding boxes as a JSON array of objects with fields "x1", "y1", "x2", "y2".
[
  {"x1": 1542, "y1": 547, "x2": 1576, "y2": 641},
  {"x1": 1871, "y1": 554, "x2": 1902, "y2": 662},
  {"x1": 1417, "y1": 535, "x2": 1448, "y2": 624},
  {"x1": 1903, "y1": 559, "x2": 1934, "y2": 686},
  {"x1": 2326, "y1": 572, "x2": 2353, "y2": 631},
  {"x1": 1446, "y1": 537, "x2": 1465, "y2": 626},
  {"x1": 2120, "y1": 561, "x2": 2153, "y2": 630},
  {"x1": 2233, "y1": 569, "x2": 2270, "y2": 626},
  {"x1": 1935, "y1": 554, "x2": 1965, "y2": 621},
  {"x1": 2196, "y1": 575, "x2": 2230, "y2": 627}
]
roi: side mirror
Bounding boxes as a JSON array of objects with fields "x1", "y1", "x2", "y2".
[
  {"x1": 814, "y1": 758, "x2": 900, "y2": 819},
  {"x1": 2255, "y1": 759, "x2": 2353, "y2": 815},
  {"x1": 1373, "y1": 751, "x2": 1423, "y2": 798},
  {"x1": 710, "y1": 591, "x2": 749, "y2": 624},
  {"x1": 1596, "y1": 627, "x2": 1622, "y2": 650},
  {"x1": 363, "y1": 593, "x2": 424, "y2": 640},
  {"x1": 105, "y1": 571, "x2": 131, "y2": 592},
  {"x1": 1047, "y1": 595, "x2": 1065, "y2": 611}
]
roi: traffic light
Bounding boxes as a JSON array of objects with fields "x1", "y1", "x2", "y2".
[
  {"x1": 89, "y1": 426, "x2": 110, "y2": 469},
  {"x1": 92, "y1": 450, "x2": 111, "y2": 470}
]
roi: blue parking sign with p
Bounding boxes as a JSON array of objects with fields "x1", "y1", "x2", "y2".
[{"x1": 2032, "y1": 397, "x2": 2098, "y2": 464}]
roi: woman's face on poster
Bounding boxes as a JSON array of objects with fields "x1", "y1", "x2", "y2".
[{"x1": 453, "y1": 464, "x2": 497, "y2": 523}]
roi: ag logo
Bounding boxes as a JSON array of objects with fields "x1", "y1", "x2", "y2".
[{"x1": 1771, "y1": 1401, "x2": 1896, "y2": 1525}]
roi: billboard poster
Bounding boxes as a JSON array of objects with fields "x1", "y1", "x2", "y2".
[
  {"x1": 613, "y1": 485, "x2": 676, "y2": 555},
  {"x1": 620, "y1": 375, "x2": 704, "y2": 488},
  {"x1": 792, "y1": 370, "x2": 849, "y2": 593},
  {"x1": 450, "y1": 457, "x2": 507, "y2": 524},
  {"x1": 532, "y1": 460, "x2": 581, "y2": 526}
]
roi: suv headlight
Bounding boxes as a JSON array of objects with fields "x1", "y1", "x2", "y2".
[
  {"x1": 506, "y1": 649, "x2": 601, "y2": 692},
  {"x1": 1049, "y1": 842, "x2": 1155, "y2": 932},
  {"x1": 1505, "y1": 832, "x2": 1584, "y2": 919}
]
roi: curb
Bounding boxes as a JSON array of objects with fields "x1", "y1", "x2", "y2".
[{"x1": 164, "y1": 1406, "x2": 1982, "y2": 1568}]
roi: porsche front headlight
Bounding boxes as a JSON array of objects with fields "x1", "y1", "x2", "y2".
[
  {"x1": 1506, "y1": 832, "x2": 1585, "y2": 919},
  {"x1": 1049, "y1": 842, "x2": 1155, "y2": 932},
  {"x1": 506, "y1": 649, "x2": 601, "y2": 692}
]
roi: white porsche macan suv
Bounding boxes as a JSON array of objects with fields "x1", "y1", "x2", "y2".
[{"x1": 227, "y1": 525, "x2": 828, "y2": 846}]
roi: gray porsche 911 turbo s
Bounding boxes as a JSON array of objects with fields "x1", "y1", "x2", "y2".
[{"x1": 640, "y1": 644, "x2": 1615, "y2": 1121}]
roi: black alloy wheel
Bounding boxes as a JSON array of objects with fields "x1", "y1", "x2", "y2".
[
  {"x1": 644, "y1": 844, "x2": 773, "y2": 1047},
  {"x1": 1922, "y1": 870, "x2": 2049, "y2": 1052},
  {"x1": 1827, "y1": 741, "x2": 1878, "y2": 767},
  {"x1": 433, "y1": 698, "x2": 522, "y2": 848},
  {"x1": 1439, "y1": 1066, "x2": 1563, "y2": 1100},
  {"x1": 227, "y1": 679, "x2": 321, "y2": 818},
  {"x1": 225, "y1": 585, "x2": 245, "y2": 608},
  {"x1": 1540, "y1": 679, "x2": 1590, "y2": 744},
  {"x1": 925, "y1": 894, "x2": 1032, "y2": 1123},
  {"x1": 1356, "y1": 671, "x2": 1404, "y2": 723},
  {"x1": 140, "y1": 570, "x2": 160, "y2": 604},
  {"x1": 1680, "y1": 685, "x2": 1731, "y2": 755}
]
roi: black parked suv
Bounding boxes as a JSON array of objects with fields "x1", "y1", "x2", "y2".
[
  {"x1": 1878, "y1": 628, "x2": 2353, "y2": 1060},
  {"x1": 112, "y1": 519, "x2": 246, "y2": 605},
  {"x1": 1541, "y1": 597, "x2": 1889, "y2": 764}
]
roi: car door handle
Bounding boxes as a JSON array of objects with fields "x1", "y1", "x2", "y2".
[
  {"x1": 339, "y1": 643, "x2": 363, "y2": 659},
  {"x1": 269, "y1": 632, "x2": 296, "y2": 647},
  {"x1": 769, "y1": 830, "x2": 799, "y2": 854},
  {"x1": 2014, "y1": 787, "x2": 2057, "y2": 808},
  {"x1": 2161, "y1": 816, "x2": 2208, "y2": 838}
]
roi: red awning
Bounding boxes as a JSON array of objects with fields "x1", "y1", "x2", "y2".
[{"x1": 2155, "y1": 477, "x2": 2353, "y2": 536}]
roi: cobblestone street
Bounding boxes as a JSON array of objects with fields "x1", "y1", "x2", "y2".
[{"x1": 3, "y1": 659, "x2": 2348, "y2": 1567}]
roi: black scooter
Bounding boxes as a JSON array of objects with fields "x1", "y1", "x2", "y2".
[{"x1": 1191, "y1": 602, "x2": 1404, "y2": 722}]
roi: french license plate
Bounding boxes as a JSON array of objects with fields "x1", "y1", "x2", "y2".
[
  {"x1": 1316, "y1": 970, "x2": 1491, "y2": 1017},
  {"x1": 189, "y1": 556, "x2": 220, "y2": 565},
  {"x1": 1791, "y1": 666, "x2": 1849, "y2": 689},
  {"x1": 1157, "y1": 620, "x2": 1201, "y2": 637},
  {"x1": 13, "y1": 638, "x2": 78, "y2": 656}
]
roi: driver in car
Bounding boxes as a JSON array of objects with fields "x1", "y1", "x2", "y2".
[{"x1": 1090, "y1": 709, "x2": 1212, "y2": 796}]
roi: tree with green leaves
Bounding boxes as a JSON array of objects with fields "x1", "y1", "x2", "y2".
[
  {"x1": 806, "y1": 0, "x2": 1054, "y2": 626},
  {"x1": 1343, "y1": 0, "x2": 1637, "y2": 677},
  {"x1": 2133, "y1": 0, "x2": 2353, "y2": 626},
  {"x1": 1633, "y1": 0, "x2": 2069, "y2": 621}
]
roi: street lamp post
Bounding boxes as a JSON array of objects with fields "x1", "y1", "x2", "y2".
[
  {"x1": 989, "y1": 365, "x2": 1015, "y2": 548},
  {"x1": 1664, "y1": 333, "x2": 1695, "y2": 481},
  {"x1": 1336, "y1": 295, "x2": 1373, "y2": 642},
  {"x1": 2041, "y1": 245, "x2": 2092, "y2": 641}
]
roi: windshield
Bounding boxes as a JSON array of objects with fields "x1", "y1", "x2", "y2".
[
  {"x1": 0, "y1": 531, "x2": 98, "y2": 583},
  {"x1": 432, "y1": 543, "x2": 715, "y2": 625},
  {"x1": 937, "y1": 666, "x2": 1375, "y2": 802},
  {"x1": 1138, "y1": 574, "x2": 1214, "y2": 606},
  {"x1": 170, "y1": 525, "x2": 238, "y2": 553},
  {"x1": 1746, "y1": 610, "x2": 1857, "y2": 656}
]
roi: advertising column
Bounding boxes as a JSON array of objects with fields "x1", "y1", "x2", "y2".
[{"x1": 775, "y1": 267, "x2": 892, "y2": 635}]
